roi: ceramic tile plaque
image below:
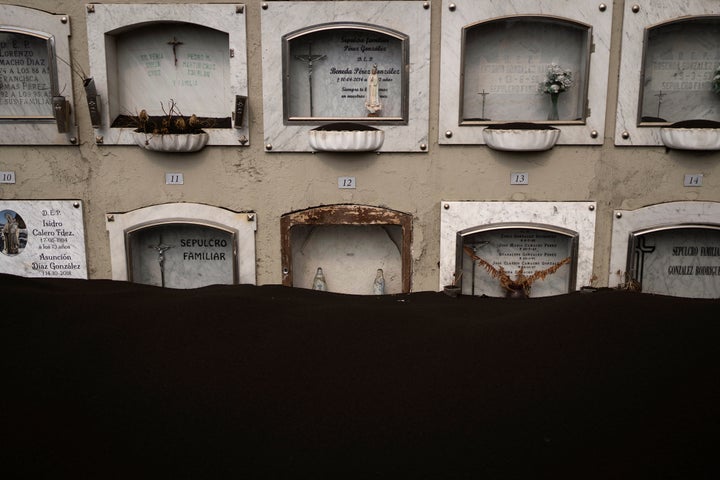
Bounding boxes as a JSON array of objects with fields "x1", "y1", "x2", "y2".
[
  {"x1": 440, "y1": 201, "x2": 596, "y2": 291},
  {"x1": 628, "y1": 226, "x2": 720, "y2": 298},
  {"x1": 439, "y1": 0, "x2": 612, "y2": 146},
  {"x1": 615, "y1": 0, "x2": 720, "y2": 146},
  {"x1": 0, "y1": 5, "x2": 77, "y2": 145},
  {"x1": 127, "y1": 223, "x2": 236, "y2": 289},
  {"x1": 261, "y1": 1, "x2": 430, "y2": 152},
  {"x1": 0, "y1": 200, "x2": 87, "y2": 279},
  {"x1": 457, "y1": 225, "x2": 577, "y2": 297},
  {"x1": 106, "y1": 203, "x2": 257, "y2": 285},
  {"x1": 86, "y1": 4, "x2": 249, "y2": 146}
]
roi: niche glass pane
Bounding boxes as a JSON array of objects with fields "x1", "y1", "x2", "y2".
[
  {"x1": 110, "y1": 22, "x2": 231, "y2": 127},
  {"x1": 629, "y1": 226, "x2": 720, "y2": 298},
  {"x1": 461, "y1": 17, "x2": 590, "y2": 123},
  {"x1": 640, "y1": 18, "x2": 720, "y2": 124},
  {"x1": 0, "y1": 31, "x2": 54, "y2": 118},
  {"x1": 458, "y1": 226, "x2": 576, "y2": 298},
  {"x1": 128, "y1": 223, "x2": 236, "y2": 289},
  {"x1": 284, "y1": 25, "x2": 407, "y2": 122}
]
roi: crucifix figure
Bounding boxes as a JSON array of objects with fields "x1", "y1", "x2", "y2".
[
  {"x1": 149, "y1": 235, "x2": 173, "y2": 287},
  {"x1": 293, "y1": 44, "x2": 326, "y2": 116},
  {"x1": 654, "y1": 90, "x2": 666, "y2": 119},
  {"x1": 478, "y1": 89, "x2": 490, "y2": 120},
  {"x1": 168, "y1": 36, "x2": 183, "y2": 66}
]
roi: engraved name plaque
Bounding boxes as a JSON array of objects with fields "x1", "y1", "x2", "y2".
[
  {"x1": 284, "y1": 24, "x2": 407, "y2": 122},
  {"x1": 0, "y1": 200, "x2": 87, "y2": 279},
  {"x1": 0, "y1": 31, "x2": 54, "y2": 118},
  {"x1": 456, "y1": 224, "x2": 578, "y2": 298},
  {"x1": 127, "y1": 222, "x2": 237, "y2": 289},
  {"x1": 629, "y1": 225, "x2": 720, "y2": 298}
]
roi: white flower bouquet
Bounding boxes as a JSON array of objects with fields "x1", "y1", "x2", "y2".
[{"x1": 540, "y1": 63, "x2": 574, "y2": 94}]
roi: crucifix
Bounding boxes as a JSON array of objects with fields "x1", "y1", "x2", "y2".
[
  {"x1": 632, "y1": 236, "x2": 656, "y2": 288},
  {"x1": 478, "y1": 89, "x2": 490, "y2": 120},
  {"x1": 148, "y1": 235, "x2": 173, "y2": 287},
  {"x1": 167, "y1": 36, "x2": 183, "y2": 66},
  {"x1": 654, "y1": 90, "x2": 666, "y2": 119},
  {"x1": 293, "y1": 44, "x2": 326, "y2": 116}
]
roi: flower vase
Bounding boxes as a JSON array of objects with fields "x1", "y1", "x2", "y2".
[{"x1": 547, "y1": 93, "x2": 560, "y2": 121}]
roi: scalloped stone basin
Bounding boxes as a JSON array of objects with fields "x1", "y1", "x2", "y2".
[
  {"x1": 132, "y1": 131, "x2": 209, "y2": 153},
  {"x1": 482, "y1": 123, "x2": 560, "y2": 151},
  {"x1": 309, "y1": 123, "x2": 384, "y2": 152},
  {"x1": 660, "y1": 120, "x2": 720, "y2": 150}
]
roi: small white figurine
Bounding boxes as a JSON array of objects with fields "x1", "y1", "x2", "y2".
[
  {"x1": 365, "y1": 64, "x2": 382, "y2": 116},
  {"x1": 312, "y1": 267, "x2": 327, "y2": 291},
  {"x1": 373, "y1": 268, "x2": 385, "y2": 295}
]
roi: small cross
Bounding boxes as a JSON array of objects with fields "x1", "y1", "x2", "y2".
[
  {"x1": 654, "y1": 90, "x2": 666, "y2": 118},
  {"x1": 478, "y1": 89, "x2": 490, "y2": 119},
  {"x1": 167, "y1": 36, "x2": 183, "y2": 66}
]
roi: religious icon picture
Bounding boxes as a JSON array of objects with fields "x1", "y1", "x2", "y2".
[{"x1": 0, "y1": 210, "x2": 27, "y2": 256}]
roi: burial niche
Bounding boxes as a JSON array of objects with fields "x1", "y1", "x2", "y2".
[
  {"x1": 456, "y1": 223, "x2": 578, "y2": 298},
  {"x1": 627, "y1": 225, "x2": 720, "y2": 299},
  {"x1": 461, "y1": 16, "x2": 591, "y2": 124}
]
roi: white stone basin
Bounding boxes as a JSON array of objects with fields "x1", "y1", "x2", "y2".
[
  {"x1": 483, "y1": 124, "x2": 560, "y2": 152},
  {"x1": 132, "y1": 131, "x2": 209, "y2": 153},
  {"x1": 309, "y1": 124, "x2": 384, "y2": 152},
  {"x1": 660, "y1": 123, "x2": 720, "y2": 151}
]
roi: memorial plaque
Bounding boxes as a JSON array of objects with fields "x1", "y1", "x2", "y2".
[
  {"x1": 128, "y1": 223, "x2": 237, "y2": 289},
  {"x1": 640, "y1": 19, "x2": 720, "y2": 124},
  {"x1": 457, "y1": 225, "x2": 577, "y2": 298},
  {"x1": 462, "y1": 18, "x2": 590, "y2": 123},
  {"x1": 0, "y1": 200, "x2": 87, "y2": 279},
  {"x1": 0, "y1": 31, "x2": 54, "y2": 118},
  {"x1": 629, "y1": 226, "x2": 720, "y2": 299},
  {"x1": 113, "y1": 23, "x2": 230, "y2": 120},
  {"x1": 285, "y1": 26, "x2": 406, "y2": 121}
]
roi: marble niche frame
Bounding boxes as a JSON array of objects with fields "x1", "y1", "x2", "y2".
[
  {"x1": 261, "y1": 1, "x2": 431, "y2": 152},
  {"x1": 0, "y1": 5, "x2": 78, "y2": 145},
  {"x1": 439, "y1": 201, "x2": 597, "y2": 291},
  {"x1": 438, "y1": 0, "x2": 613, "y2": 147},
  {"x1": 609, "y1": 201, "x2": 720, "y2": 289},
  {"x1": 85, "y1": 3, "x2": 249, "y2": 147},
  {"x1": 105, "y1": 203, "x2": 257, "y2": 285},
  {"x1": 615, "y1": 1, "x2": 720, "y2": 147}
]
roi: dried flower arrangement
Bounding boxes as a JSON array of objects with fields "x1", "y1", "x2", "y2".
[
  {"x1": 463, "y1": 245, "x2": 571, "y2": 298},
  {"x1": 713, "y1": 66, "x2": 720, "y2": 95},
  {"x1": 131, "y1": 99, "x2": 209, "y2": 135}
]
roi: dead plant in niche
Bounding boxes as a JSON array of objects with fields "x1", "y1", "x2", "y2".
[{"x1": 463, "y1": 245, "x2": 571, "y2": 298}]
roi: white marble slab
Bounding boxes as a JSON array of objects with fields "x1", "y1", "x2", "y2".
[
  {"x1": 440, "y1": 201, "x2": 596, "y2": 291},
  {"x1": 615, "y1": 0, "x2": 720, "y2": 146},
  {"x1": 0, "y1": 5, "x2": 78, "y2": 145},
  {"x1": 261, "y1": 1, "x2": 431, "y2": 152},
  {"x1": 106, "y1": 203, "x2": 257, "y2": 286},
  {"x1": 86, "y1": 4, "x2": 249, "y2": 146},
  {"x1": 0, "y1": 200, "x2": 87, "y2": 279},
  {"x1": 439, "y1": 0, "x2": 612, "y2": 146},
  {"x1": 609, "y1": 201, "x2": 720, "y2": 293}
]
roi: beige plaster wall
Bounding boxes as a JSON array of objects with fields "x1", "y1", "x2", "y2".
[{"x1": 1, "y1": 0, "x2": 718, "y2": 290}]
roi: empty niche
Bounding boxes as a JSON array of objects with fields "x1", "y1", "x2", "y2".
[
  {"x1": 86, "y1": 4, "x2": 249, "y2": 147},
  {"x1": 105, "y1": 203, "x2": 257, "y2": 287},
  {"x1": 439, "y1": 0, "x2": 612, "y2": 146},
  {"x1": 281, "y1": 205, "x2": 412, "y2": 294},
  {"x1": 615, "y1": 1, "x2": 720, "y2": 146},
  {"x1": 0, "y1": 5, "x2": 77, "y2": 144},
  {"x1": 461, "y1": 16, "x2": 590, "y2": 124},
  {"x1": 456, "y1": 223, "x2": 578, "y2": 298}
]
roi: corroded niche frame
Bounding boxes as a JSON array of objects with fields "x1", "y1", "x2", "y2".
[
  {"x1": 280, "y1": 205, "x2": 413, "y2": 293},
  {"x1": 455, "y1": 222, "x2": 579, "y2": 297},
  {"x1": 459, "y1": 15, "x2": 593, "y2": 126},
  {"x1": 0, "y1": 5, "x2": 77, "y2": 145},
  {"x1": 125, "y1": 220, "x2": 239, "y2": 288},
  {"x1": 86, "y1": 3, "x2": 249, "y2": 147},
  {"x1": 615, "y1": 0, "x2": 720, "y2": 146},
  {"x1": 261, "y1": 1, "x2": 431, "y2": 152},
  {"x1": 282, "y1": 22, "x2": 409, "y2": 125},
  {"x1": 439, "y1": 0, "x2": 612, "y2": 146}
]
